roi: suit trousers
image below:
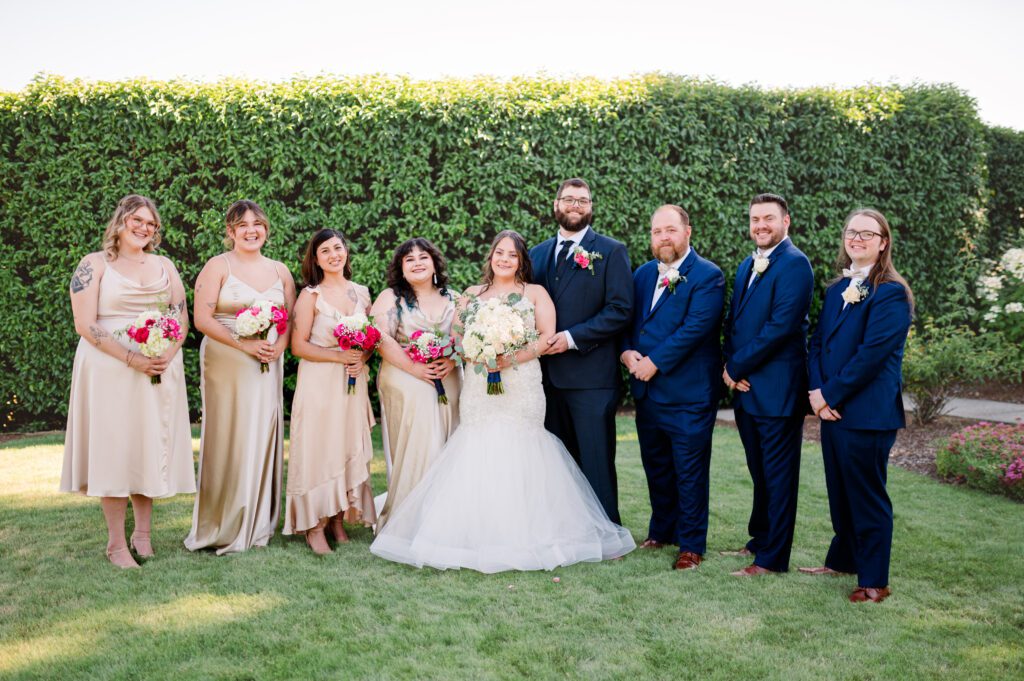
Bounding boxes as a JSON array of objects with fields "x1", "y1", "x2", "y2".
[
  {"x1": 544, "y1": 385, "x2": 621, "y2": 524},
  {"x1": 635, "y1": 398, "x2": 715, "y2": 554},
  {"x1": 734, "y1": 406, "x2": 804, "y2": 571},
  {"x1": 820, "y1": 422, "x2": 896, "y2": 588}
]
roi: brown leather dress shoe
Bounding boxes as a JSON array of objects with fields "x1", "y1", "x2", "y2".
[
  {"x1": 798, "y1": 566, "x2": 854, "y2": 576},
  {"x1": 718, "y1": 547, "x2": 753, "y2": 557},
  {"x1": 673, "y1": 551, "x2": 702, "y2": 570},
  {"x1": 731, "y1": 564, "x2": 777, "y2": 577},
  {"x1": 849, "y1": 587, "x2": 891, "y2": 603},
  {"x1": 640, "y1": 539, "x2": 666, "y2": 549}
]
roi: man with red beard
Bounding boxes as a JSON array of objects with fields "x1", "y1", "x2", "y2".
[
  {"x1": 620, "y1": 205, "x2": 725, "y2": 570},
  {"x1": 529, "y1": 178, "x2": 634, "y2": 524}
]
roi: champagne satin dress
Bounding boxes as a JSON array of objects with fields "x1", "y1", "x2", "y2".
[
  {"x1": 185, "y1": 266, "x2": 285, "y2": 555},
  {"x1": 374, "y1": 294, "x2": 462, "y2": 531},
  {"x1": 60, "y1": 263, "x2": 196, "y2": 498},
  {"x1": 283, "y1": 285, "x2": 376, "y2": 534}
]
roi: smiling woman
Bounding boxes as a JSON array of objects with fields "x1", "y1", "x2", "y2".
[{"x1": 60, "y1": 194, "x2": 196, "y2": 569}]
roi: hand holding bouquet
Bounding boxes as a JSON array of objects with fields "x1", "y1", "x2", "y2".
[
  {"x1": 119, "y1": 309, "x2": 185, "y2": 384},
  {"x1": 406, "y1": 328, "x2": 459, "y2": 404},
  {"x1": 459, "y1": 294, "x2": 538, "y2": 395},
  {"x1": 333, "y1": 314, "x2": 383, "y2": 394},
  {"x1": 235, "y1": 300, "x2": 289, "y2": 373}
]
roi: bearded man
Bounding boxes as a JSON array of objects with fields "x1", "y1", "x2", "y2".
[
  {"x1": 620, "y1": 205, "x2": 725, "y2": 570},
  {"x1": 529, "y1": 178, "x2": 634, "y2": 524}
]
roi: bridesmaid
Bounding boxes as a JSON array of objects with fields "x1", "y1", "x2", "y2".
[
  {"x1": 802, "y1": 208, "x2": 914, "y2": 603},
  {"x1": 371, "y1": 238, "x2": 461, "y2": 531},
  {"x1": 62, "y1": 194, "x2": 195, "y2": 569},
  {"x1": 185, "y1": 200, "x2": 296, "y2": 555},
  {"x1": 284, "y1": 229, "x2": 376, "y2": 554}
]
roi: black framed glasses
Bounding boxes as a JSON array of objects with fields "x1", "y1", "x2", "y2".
[
  {"x1": 558, "y1": 197, "x2": 592, "y2": 208},
  {"x1": 843, "y1": 229, "x2": 883, "y2": 242}
]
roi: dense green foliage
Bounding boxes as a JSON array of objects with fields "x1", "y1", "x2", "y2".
[
  {"x1": 0, "y1": 76, "x2": 994, "y2": 428},
  {"x1": 937, "y1": 422, "x2": 1024, "y2": 502},
  {"x1": 2, "y1": 423, "x2": 1023, "y2": 679},
  {"x1": 982, "y1": 127, "x2": 1024, "y2": 259}
]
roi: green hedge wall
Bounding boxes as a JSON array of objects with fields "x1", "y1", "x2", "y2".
[
  {"x1": 983, "y1": 126, "x2": 1024, "y2": 258},
  {"x1": 0, "y1": 75, "x2": 991, "y2": 429}
]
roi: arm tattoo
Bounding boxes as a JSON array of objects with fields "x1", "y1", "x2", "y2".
[
  {"x1": 71, "y1": 261, "x2": 94, "y2": 293},
  {"x1": 88, "y1": 324, "x2": 109, "y2": 346},
  {"x1": 171, "y1": 300, "x2": 186, "y2": 317},
  {"x1": 205, "y1": 302, "x2": 216, "y2": 310}
]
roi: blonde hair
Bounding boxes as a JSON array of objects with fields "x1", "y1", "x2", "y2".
[
  {"x1": 224, "y1": 199, "x2": 270, "y2": 249},
  {"x1": 101, "y1": 194, "x2": 162, "y2": 261}
]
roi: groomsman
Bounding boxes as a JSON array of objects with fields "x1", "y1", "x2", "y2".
[
  {"x1": 530, "y1": 178, "x2": 634, "y2": 524},
  {"x1": 722, "y1": 193, "x2": 813, "y2": 576},
  {"x1": 621, "y1": 205, "x2": 725, "y2": 571}
]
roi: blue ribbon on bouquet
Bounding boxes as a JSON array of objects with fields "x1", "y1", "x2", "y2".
[{"x1": 486, "y1": 371, "x2": 504, "y2": 395}]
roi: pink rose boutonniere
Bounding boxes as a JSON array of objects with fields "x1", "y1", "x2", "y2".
[{"x1": 572, "y1": 246, "x2": 603, "y2": 275}]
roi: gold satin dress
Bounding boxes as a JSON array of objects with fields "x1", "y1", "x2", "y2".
[
  {"x1": 184, "y1": 272, "x2": 285, "y2": 555},
  {"x1": 283, "y1": 285, "x2": 376, "y2": 534},
  {"x1": 60, "y1": 263, "x2": 196, "y2": 498},
  {"x1": 374, "y1": 295, "x2": 462, "y2": 531}
]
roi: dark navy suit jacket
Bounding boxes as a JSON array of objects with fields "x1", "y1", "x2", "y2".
[
  {"x1": 723, "y1": 238, "x2": 814, "y2": 417},
  {"x1": 622, "y1": 250, "x2": 725, "y2": 407},
  {"x1": 808, "y1": 279, "x2": 912, "y2": 431},
  {"x1": 530, "y1": 228, "x2": 634, "y2": 390}
]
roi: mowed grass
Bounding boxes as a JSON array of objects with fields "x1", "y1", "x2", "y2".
[{"x1": 0, "y1": 419, "x2": 1022, "y2": 681}]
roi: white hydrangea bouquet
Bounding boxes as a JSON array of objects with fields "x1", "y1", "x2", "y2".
[
  {"x1": 458, "y1": 293, "x2": 538, "y2": 395},
  {"x1": 234, "y1": 300, "x2": 289, "y2": 372}
]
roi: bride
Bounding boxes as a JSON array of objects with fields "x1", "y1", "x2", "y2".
[{"x1": 369, "y1": 230, "x2": 636, "y2": 573}]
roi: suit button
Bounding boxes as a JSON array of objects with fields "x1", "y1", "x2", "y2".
[{"x1": 640, "y1": 330, "x2": 646, "y2": 335}]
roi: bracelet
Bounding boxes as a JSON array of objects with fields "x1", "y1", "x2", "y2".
[{"x1": 126, "y1": 351, "x2": 135, "y2": 367}]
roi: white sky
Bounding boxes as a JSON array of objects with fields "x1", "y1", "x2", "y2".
[{"x1": 2, "y1": 0, "x2": 1021, "y2": 129}]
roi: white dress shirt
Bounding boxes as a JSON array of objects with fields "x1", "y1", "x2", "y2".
[
  {"x1": 650, "y1": 249, "x2": 689, "y2": 311},
  {"x1": 552, "y1": 225, "x2": 591, "y2": 350},
  {"x1": 747, "y1": 235, "x2": 790, "y2": 289}
]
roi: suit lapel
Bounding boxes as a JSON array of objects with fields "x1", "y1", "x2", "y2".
[
  {"x1": 535, "y1": 238, "x2": 556, "y2": 290},
  {"x1": 826, "y1": 280, "x2": 871, "y2": 342},
  {"x1": 735, "y1": 239, "x2": 791, "y2": 318},
  {"x1": 553, "y1": 229, "x2": 596, "y2": 302}
]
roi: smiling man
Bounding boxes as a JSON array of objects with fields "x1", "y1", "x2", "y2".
[
  {"x1": 529, "y1": 178, "x2": 634, "y2": 524},
  {"x1": 722, "y1": 193, "x2": 814, "y2": 577}
]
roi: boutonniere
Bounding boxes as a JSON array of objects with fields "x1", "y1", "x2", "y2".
[
  {"x1": 658, "y1": 267, "x2": 686, "y2": 293},
  {"x1": 841, "y1": 280, "x2": 869, "y2": 305},
  {"x1": 572, "y1": 246, "x2": 603, "y2": 275},
  {"x1": 752, "y1": 254, "x2": 770, "y2": 276}
]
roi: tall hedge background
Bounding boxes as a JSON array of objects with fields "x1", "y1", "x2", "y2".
[{"x1": 1, "y1": 74, "x2": 1020, "y2": 430}]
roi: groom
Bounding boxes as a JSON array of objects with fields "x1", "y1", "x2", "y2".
[{"x1": 530, "y1": 178, "x2": 633, "y2": 524}]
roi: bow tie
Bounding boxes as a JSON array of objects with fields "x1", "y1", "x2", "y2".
[
  {"x1": 842, "y1": 267, "x2": 870, "y2": 279},
  {"x1": 658, "y1": 262, "x2": 673, "y2": 275}
]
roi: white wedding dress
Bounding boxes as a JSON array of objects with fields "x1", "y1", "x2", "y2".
[{"x1": 370, "y1": 298, "x2": 636, "y2": 573}]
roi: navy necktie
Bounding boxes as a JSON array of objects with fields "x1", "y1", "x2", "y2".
[{"x1": 554, "y1": 239, "x2": 572, "y2": 281}]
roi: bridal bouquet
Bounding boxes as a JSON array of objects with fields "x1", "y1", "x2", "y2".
[
  {"x1": 459, "y1": 294, "x2": 538, "y2": 395},
  {"x1": 406, "y1": 327, "x2": 459, "y2": 404},
  {"x1": 118, "y1": 309, "x2": 184, "y2": 384},
  {"x1": 235, "y1": 301, "x2": 289, "y2": 373},
  {"x1": 333, "y1": 314, "x2": 383, "y2": 394}
]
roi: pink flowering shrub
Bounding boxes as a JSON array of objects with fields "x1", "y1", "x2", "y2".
[{"x1": 936, "y1": 422, "x2": 1024, "y2": 502}]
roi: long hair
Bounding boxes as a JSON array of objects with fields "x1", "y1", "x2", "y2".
[
  {"x1": 224, "y1": 199, "x2": 270, "y2": 249},
  {"x1": 300, "y1": 228, "x2": 352, "y2": 287},
  {"x1": 101, "y1": 194, "x2": 162, "y2": 261},
  {"x1": 832, "y1": 208, "x2": 915, "y2": 312},
  {"x1": 480, "y1": 230, "x2": 533, "y2": 293},
  {"x1": 386, "y1": 237, "x2": 450, "y2": 309}
]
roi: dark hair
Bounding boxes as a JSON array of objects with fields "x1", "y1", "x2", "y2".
[
  {"x1": 300, "y1": 229, "x2": 352, "y2": 287},
  {"x1": 652, "y1": 204, "x2": 690, "y2": 226},
  {"x1": 749, "y1": 193, "x2": 789, "y2": 217},
  {"x1": 831, "y1": 208, "x2": 915, "y2": 313},
  {"x1": 224, "y1": 199, "x2": 270, "y2": 249},
  {"x1": 386, "y1": 237, "x2": 450, "y2": 309},
  {"x1": 556, "y1": 177, "x2": 592, "y2": 199},
  {"x1": 480, "y1": 230, "x2": 534, "y2": 293}
]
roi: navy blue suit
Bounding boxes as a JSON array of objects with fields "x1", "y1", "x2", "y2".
[
  {"x1": 723, "y1": 237, "x2": 813, "y2": 571},
  {"x1": 530, "y1": 228, "x2": 633, "y2": 523},
  {"x1": 808, "y1": 278, "x2": 912, "y2": 588},
  {"x1": 622, "y1": 250, "x2": 725, "y2": 554}
]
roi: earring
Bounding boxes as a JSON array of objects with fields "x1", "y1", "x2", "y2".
[{"x1": 433, "y1": 273, "x2": 438, "y2": 286}]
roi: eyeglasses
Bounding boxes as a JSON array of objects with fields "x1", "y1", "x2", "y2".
[
  {"x1": 844, "y1": 229, "x2": 883, "y2": 242},
  {"x1": 558, "y1": 197, "x2": 592, "y2": 208},
  {"x1": 127, "y1": 215, "x2": 158, "y2": 231}
]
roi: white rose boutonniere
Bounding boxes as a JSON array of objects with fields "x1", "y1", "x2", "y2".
[
  {"x1": 658, "y1": 267, "x2": 685, "y2": 293},
  {"x1": 752, "y1": 255, "x2": 770, "y2": 276},
  {"x1": 841, "y1": 280, "x2": 869, "y2": 305}
]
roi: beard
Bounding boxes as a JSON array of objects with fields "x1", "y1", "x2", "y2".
[
  {"x1": 554, "y1": 206, "x2": 592, "y2": 233},
  {"x1": 651, "y1": 242, "x2": 684, "y2": 263}
]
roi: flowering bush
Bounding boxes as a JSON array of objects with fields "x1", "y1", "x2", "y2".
[
  {"x1": 936, "y1": 422, "x2": 1024, "y2": 502},
  {"x1": 978, "y1": 246, "x2": 1024, "y2": 344}
]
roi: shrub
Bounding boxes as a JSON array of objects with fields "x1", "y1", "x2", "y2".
[
  {"x1": 0, "y1": 75, "x2": 991, "y2": 429},
  {"x1": 977, "y1": 245, "x2": 1024, "y2": 344},
  {"x1": 936, "y1": 422, "x2": 1024, "y2": 502},
  {"x1": 902, "y1": 321, "x2": 1024, "y2": 425},
  {"x1": 983, "y1": 127, "x2": 1024, "y2": 260}
]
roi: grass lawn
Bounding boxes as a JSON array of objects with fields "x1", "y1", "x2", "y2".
[{"x1": 1, "y1": 418, "x2": 1022, "y2": 680}]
